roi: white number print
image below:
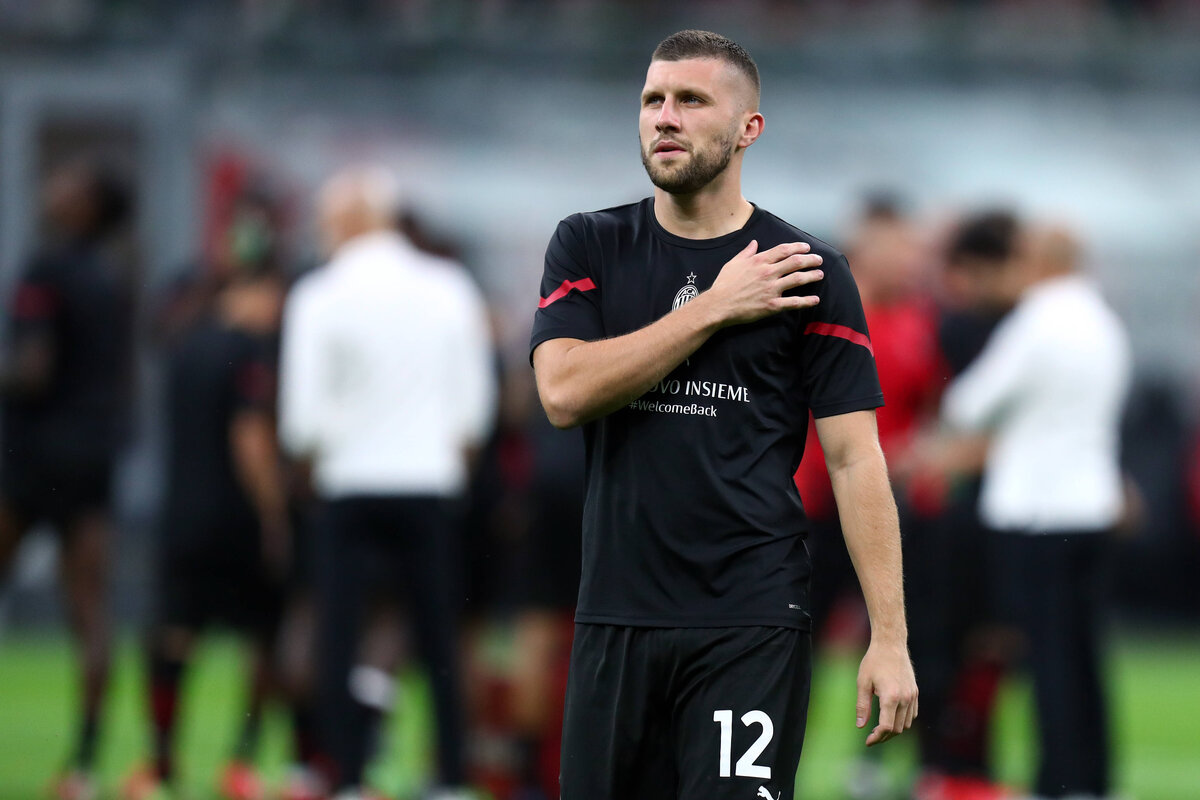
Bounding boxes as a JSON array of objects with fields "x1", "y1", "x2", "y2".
[{"x1": 712, "y1": 709, "x2": 774, "y2": 780}]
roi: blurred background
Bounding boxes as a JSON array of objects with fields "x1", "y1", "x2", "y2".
[{"x1": 1, "y1": 2, "x2": 1199, "y2": 800}]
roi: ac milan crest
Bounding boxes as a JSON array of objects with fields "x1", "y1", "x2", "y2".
[{"x1": 673, "y1": 272, "x2": 699, "y2": 310}]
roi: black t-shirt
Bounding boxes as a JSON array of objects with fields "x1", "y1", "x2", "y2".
[
  {"x1": 162, "y1": 316, "x2": 275, "y2": 539},
  {"x1": 1, "y1": 240, "x2": 132, "y2": 468},
  {"x1": 529, "y1": 199, "x2": 883, "y2": 629},
  {"x1": 937, "y1": 308, "x2": 1005, "y2": 377}
]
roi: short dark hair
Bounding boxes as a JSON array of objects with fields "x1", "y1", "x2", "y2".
[
  {"x1": 947, "y1": 210, "x2": 1019, "y2": 267},
  {"x1": 651, "y1": 30, "x2": 760, "y2": 102}
]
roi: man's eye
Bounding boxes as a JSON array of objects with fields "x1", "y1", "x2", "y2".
[
  {"x1": 682, "y1": 96, "x2": 703, "y2": 104},
  {"x1": 644, "y1": 96, "x2": 663, "y2": 106}
]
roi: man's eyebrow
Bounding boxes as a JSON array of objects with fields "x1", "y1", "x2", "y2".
[{"x1": 641, "y1": 84, "x2": 713, "y2": 101}]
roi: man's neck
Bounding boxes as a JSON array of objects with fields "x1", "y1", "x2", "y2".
[{"x1": 652, "y1": 176, "x2": 754, "y2": 240}]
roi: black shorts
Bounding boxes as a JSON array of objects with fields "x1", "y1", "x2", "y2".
[
  {"x1": 561, "y1": 624, "x2": 812, "y2": 800},
  {"x1": 158, "y1": 522, "x2": 282, "y2": 636},
  {"x1": 0, "y1": 456, "x2": 113, "y2": 530}
]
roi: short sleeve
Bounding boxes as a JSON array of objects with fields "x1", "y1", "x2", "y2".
[
  {"x1": 7, "y1": 260, "x2": 61, "y2": 342},
  {"x1": 232, "y1": 337, "x2": 277, "y2": 416},
  {"x1": 529, "y1": 216, "x2": 604, "y2": 362},
  {"x1": 799, "y1": 253, "x2": 884, "y2": 418}
]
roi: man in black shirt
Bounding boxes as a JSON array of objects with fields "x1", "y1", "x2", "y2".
[
  {"x1": 0, "y1": 161, "x2": 133, "y2": 800},
  {"x1": 128, "y1": 263, "x2": 289, "y2": 800},
  {"x1": 530, "y1": 30, "x2": 916, "y2": 800}
]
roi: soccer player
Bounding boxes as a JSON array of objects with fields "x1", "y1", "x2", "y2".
[
  {"x1": 0, "y1": 160, "x2": 134, "y2": 800},
  {"x1": 529, "y1": 30, "x2": 917, "y2": 800},
  {"x1": 126, "y1": 248, "x2": 290, "y2": 800}
]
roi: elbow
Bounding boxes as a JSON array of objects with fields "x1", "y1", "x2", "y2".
[
  {"x1": 826, "y1": 441, "x2": 887, "y2": 482},
  {"x1": 546, "y1": 412, "x2": 581, "y2": 430},
  {"x1": 532, "y1": 344, "x2": 592, "y2": 429},
  {"x1": 538, "y1": 384, "x2": 585, "y2": 430}
]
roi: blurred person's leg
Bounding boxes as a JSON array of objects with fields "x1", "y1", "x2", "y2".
[
  {"x1": 904, "y1": 507, "x2": 959, "y2": 775},
  {"x1": 1018, "y1": 532, "x2": 1110, "y2": 799},
  {"x1": 0, "y1": 498, "x2": 31, "y2": 629},
  {"x1": 217, "y1": 639, "x2": 272, "y2": 800},
  {"x1": 220, "y1": 548, "x2": 286, "y2": 800},
  {"x1": 397, "y1": 496, "x2": 468, "y2": 789},
  {"x1": 508, "y1": 481, "x2": 582, "y2": 799},
  {"x1": 276, "y1": 506, "x2": 327, "y2": 798},
  {"x1": 140, "y1": 537, "x2": 213, "y2": 788},
  {"x1": 315, "y1": 499, "x2": 375, "y2": 792},
  {"x1": 60, "y1": 507, "x2": 113, "y2": 774},
  {"x1": 145, "y1": 624, "x2": 196, "y2": 783},
  {"x1": 939, "y1": 523, "x2": 1017, "y2": 779},
  {"x1": 0, "y1": 497, "x2": 30, "y2": 572},
  {"x1": 276, "y1": 589, "x2": 327, "y2": 800},
  {"x1": 909, "y1": 501, "x2": 1020, "y2": 800},
  {"x1": 357, "y1": 601, "x2": 406, "y2": 773},
  {"x1": 0, "y1": 461, "x2": 41, "y2": 636},
  {"x1": 510, "y1": 610, "x2": 574, "y2": 799}
]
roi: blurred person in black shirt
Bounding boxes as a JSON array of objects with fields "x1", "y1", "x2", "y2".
[
  {"x1": 903, "y1": 211, "x2": 1023, "y2": 800},
  {"x1": 0, "y1": 159, "x2": 133, "y2": 800},
  {"x1": 124, "y1": 198, "x2": 290, "y2": 800}
]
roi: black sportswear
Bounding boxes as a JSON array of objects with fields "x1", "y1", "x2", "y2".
[{"x1": 530, "y1": 199, "x2": 882, "y2": 630}]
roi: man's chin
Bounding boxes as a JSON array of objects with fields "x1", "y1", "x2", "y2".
[
  {"x1": 650, "y1": 175, "x2": 709, "y2": 195},
  {"x1": 645, "y1": 164, "x2": 693, "y2": 193}
]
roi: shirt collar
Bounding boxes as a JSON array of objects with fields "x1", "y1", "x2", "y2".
[{"x1": 330, "y1": 229, "x2": 414, "y2": 268}]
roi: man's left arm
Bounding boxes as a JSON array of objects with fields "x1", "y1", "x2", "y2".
[
  {"x1": 0, "y1": 268, "x2": 59, "y2": 399},
  {"x1": 816, "y1": 408, "x2": 917, "y2": 747}
]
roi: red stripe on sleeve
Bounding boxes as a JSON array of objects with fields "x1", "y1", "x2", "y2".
[
  {"x1": 538, "y1": 278, "x2": 596, "y2": 309},
  {"x1": 803, "y1": 322, "x2": 874, "y2": 356},
  {"x1": 12, "y1": 284, "x2": 60, "y2": 321}
]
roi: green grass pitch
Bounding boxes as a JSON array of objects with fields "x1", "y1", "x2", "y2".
[{"x1": 0, "y1": 629, "x2": 1197, "y2": 799}]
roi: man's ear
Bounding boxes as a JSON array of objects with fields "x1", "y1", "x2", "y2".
[{"x1": 739, "y1": 112, "x2": 765, "y2": 149}]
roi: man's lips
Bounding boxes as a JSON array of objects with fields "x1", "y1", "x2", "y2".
[{"x1": 654, "y1": 141, "x2": 687, "y2": 155}]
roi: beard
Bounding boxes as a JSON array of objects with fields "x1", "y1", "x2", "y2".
[{"x1": 641, "y1": 129, "x2": 738, "y2": 195}]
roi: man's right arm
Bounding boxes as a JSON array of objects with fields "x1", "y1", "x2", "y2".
[
  {"x1": 533, "y1": 239, "x2": 824, "y2": 429},
  {"x1": 278, "y1": 281, "x2": 324, "y2": 458}
]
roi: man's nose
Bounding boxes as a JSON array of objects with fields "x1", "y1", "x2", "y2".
[{"x1": 656, "y1": 99, "x2": 681, "y2": 132}]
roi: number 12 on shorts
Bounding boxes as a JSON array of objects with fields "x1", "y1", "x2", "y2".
[{"x1": 713, "y1": 709, "x2": 773, "y2": 779}]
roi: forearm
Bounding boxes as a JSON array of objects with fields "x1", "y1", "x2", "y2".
[
  {"x1": 534, "y1": 293, "x2": 724, "y2": 428},
  {"x1": 231, "y1": 414, "x2": 289, "y2": 526},
  {"x1": 829, "y1": 448, "x2": 908, "y2": 646}
]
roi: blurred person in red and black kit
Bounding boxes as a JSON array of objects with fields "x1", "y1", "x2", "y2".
[
  {"x1": 0, "y1": 159, "x2": 135, "y2": 800},
  {"x1": 124, "y1": 186, "x2": 293, "y2": 800},
  {"x1": 793, "y1": 196, "x2": 944, "y2": 798},
  {"x1": 898, "y1": 211, "x2": 1024, "y2": 800}
]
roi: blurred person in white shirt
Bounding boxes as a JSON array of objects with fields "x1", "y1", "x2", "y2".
[
  {"x1": 279, "y1": 165, "x2": 495, "y2": 800},
  {"x1": 921, "y1": 222, "x2": 1131, "y2": 800}
]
